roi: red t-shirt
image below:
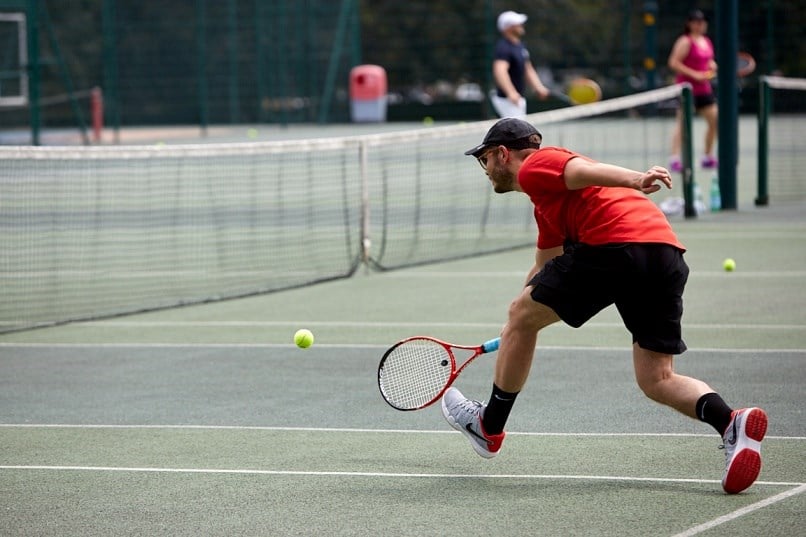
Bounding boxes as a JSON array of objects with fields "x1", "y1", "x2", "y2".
[{"x1": 518, "y1": 147, "x2": 685, "y2": 251}]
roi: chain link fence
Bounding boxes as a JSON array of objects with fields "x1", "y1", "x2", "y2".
[{"x1": 1, "y1": 0, "x2": 804, "y2": 135}]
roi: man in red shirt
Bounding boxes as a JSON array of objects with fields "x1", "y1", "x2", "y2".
[{"x1": 442, "y1": 118, "x2": 767, "y2": 494}]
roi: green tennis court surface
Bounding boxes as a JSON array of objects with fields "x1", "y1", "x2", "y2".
[{"x1": 1, "y1": 201, "x2": 804, "y2": 536}]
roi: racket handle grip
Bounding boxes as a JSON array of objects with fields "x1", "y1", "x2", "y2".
[
  {"x1": 550, "y1": 90, "x2": 572, "y2": 105},
  {"x1": 482, "y1": 337, "x2": 501, "y2": 353}
]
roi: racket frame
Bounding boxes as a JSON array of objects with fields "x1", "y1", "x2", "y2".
[
  {"x1": 377, "y1": 336, "x2": 500, "y2": 411},
  {"x1": 737, "y1": 51, "x2": 756, "y2": 78},
  {"x1": 551, "y1": 78, "x2": 602, "y2": 106},
  {"x1": 566, "y1": 78, "x2": 603, "y2": 105}
]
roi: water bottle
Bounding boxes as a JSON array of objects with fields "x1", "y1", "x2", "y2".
[
  {"x1": 709, "y1": 175, "x2": 721, "y2": 211},
  {"x1": 693, "y1": 181, "x2": 706, "y2": 215}
]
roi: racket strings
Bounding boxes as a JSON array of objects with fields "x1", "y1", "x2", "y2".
[{"x1": 378, "y1": 340, "x2": 453, "y2": 410}]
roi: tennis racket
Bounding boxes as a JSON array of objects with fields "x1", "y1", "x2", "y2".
[
  {"x1": 551, "y1": 77, "x2": 602, "y2": 106},
  {"x1": 707, "y1": 52, "x2": 756, "y2": 80},
  {"x1": 737, "y1": 51, "x2": 756, "y2": 77},
  {"x1": 549, "y1": 90, "x2": 574, "y2": 105},
  {"x1": 377, "y1": 336, "x2": 501, "y2": 411}
]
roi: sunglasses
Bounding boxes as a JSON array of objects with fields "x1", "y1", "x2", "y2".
[{"x1": 476, "y1": 147, "x2": 497, "y2": 169}]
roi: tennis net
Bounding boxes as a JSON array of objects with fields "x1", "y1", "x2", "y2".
[
  {"x1": 1, "y1": 141, "x2": 364, "y2": 332},
  {"x1": 756, "y1": 76, "x2": 806, "y2": 205},
  {"x1": 0, "y1": 85, "x2": 685, "y2": 332},
  {"x1": 366, "y1": 84, "x2": 686, "y2": 270}
]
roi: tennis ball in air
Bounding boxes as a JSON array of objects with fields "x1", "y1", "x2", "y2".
[
  {"x1": 422, "y1": 116, "x2": 434, "y2": 126},
  {"x1": 294, "y1": 329, "x2": 314, "y2": 349},
  {"x1": 723, "y1": 258, "x2": 736, "y2": 272}
]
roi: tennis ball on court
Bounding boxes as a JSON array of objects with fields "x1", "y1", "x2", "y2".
[
  {"x1": 247, "y1": 128, "x2": 258, "y2": 139},
  {"x1": 723, "y1": 258, "x2": 736, "y2": 272},
  {"x1": 294, "y1": 329, "x2": 314, "y2": 349},
  {"x1": 422, "y1": 116, "x2": 434, "y2": 126}
]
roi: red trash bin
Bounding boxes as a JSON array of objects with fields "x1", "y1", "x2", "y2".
[{"x1": 349, "y1": 65, "x2": 388, "y2": 123}]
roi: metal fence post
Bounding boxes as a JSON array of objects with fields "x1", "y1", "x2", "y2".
[
  {"x1": 681, "y1": 84, "x2": 696, "y2": 218},
  {"x1": 755, "y1": 76, "x2": 770, "y2": 206}
]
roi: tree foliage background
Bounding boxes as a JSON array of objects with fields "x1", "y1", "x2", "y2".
[{"x1": 1, "y1": 0, "x2": 804, "y2": 127}]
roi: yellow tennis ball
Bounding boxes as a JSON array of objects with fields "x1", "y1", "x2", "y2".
[
  {"x1": 247, "y1": 128, "x2": 258, "y2": 139},
  {"x1": 422, "y1": 116, "x2": 434, "y2": 125},
  {"x1": 294, "y1": 329, "x2": 314, "y2": 349},
  {"x1": 723, "y1": 258, "x2": 736, "y2": 272}
]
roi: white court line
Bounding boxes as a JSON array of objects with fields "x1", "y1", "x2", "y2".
[
  {"x1": 0, "y1": 465, "x2": 802, "y2": 489},
  {"x1": 2, "y1": 320, "x2": 803, "y2": 330},
  {"x1": 2, "y1": 270, "x2": 804, "y2": 279},
  {"x1": 1, "y1": 342, "x2": 803, "y2": 354},
  {"x1": 0, "y1": 423, "x2": 802, "y2": 441},
  {"x1": 671, "y1": 483, "x2": 806, "y2": 537},
  {"x1": 379, "y1": 270, "x2": 806, "y2": 278}
]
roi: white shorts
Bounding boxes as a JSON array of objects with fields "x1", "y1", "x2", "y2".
[{"x1": 489, "y1": 91, "x2": 526, "y2": 118}]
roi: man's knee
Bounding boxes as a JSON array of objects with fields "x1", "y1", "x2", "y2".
[
  {"x1": 634, "y1": 347, "x2": 675, "y2": 400},
  {"x1": 507, "y1": 288, "x2": 559, "y2": 331}
]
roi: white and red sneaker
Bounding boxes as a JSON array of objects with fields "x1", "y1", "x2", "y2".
[
  {"x1": 721, "y1": 407, "x2": 768, "y2": 494},
  {"x1": 441, "y1": 387, "x2": 505, "y2": 458}
]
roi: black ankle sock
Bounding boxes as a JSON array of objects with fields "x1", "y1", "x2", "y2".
[
  {"x1": 695, "y1": 392, "x2": 734, "y2": 435},
  {"x1": 481, "y1": 384, "x2": 519, "y2": 435}
]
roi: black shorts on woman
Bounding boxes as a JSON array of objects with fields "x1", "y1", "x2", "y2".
[{"x1": 677, "y1": 93, "x2": 716, "y2": 111}]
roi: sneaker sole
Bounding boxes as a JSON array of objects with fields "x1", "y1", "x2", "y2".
[
  {"x1": 441, "y1": 398, "x2": 497, "y2": 459},
  {"x1": 723, "y1": 408, "x2": 768, "y2": 494}
]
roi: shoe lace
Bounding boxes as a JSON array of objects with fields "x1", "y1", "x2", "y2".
[
  {"x1": 718, "y1": 440, "x2": 736, "y2": 465},
  {"x1": 451, "y1": 397, "x2": 484, "y2": 416}
]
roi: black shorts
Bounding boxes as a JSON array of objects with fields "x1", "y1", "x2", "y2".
[
  {"x1": 528, "y1": 242, "x2": 689, "y2": 354},
  {"x1": 693, "y1": 93, "x2": 716, "y2": 110},
  {"x1": 677, "y1": 94, "x2": 716, "y2": 111}
]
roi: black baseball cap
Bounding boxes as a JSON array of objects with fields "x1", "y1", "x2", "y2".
[
  {"x1": 687, "y1": 9, "x2": 706, "y2": 21},
  {"x1": 464, "y1": 118, "x2": 543, "y2": 158}
]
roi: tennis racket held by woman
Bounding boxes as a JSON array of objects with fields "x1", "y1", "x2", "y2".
[{"x1": 377, "y1": 336, "x2": 501, "y2": 411}]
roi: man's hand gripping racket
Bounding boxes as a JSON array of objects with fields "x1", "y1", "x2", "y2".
[{"x1": 377, "y1": 336, "x2": 501, "y2": 411}]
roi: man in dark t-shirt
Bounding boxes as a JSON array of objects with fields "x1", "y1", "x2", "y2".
[{"x1": 491, "y1": 10, "x2": 549, "y2": 118}]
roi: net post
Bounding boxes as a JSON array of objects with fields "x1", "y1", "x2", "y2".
[
  {"x1": 755, "y1": 76, "x2": 770, "y2": 206},
  {"x1": 680, "y1": 84, "x2": 696, "y2": 218}
]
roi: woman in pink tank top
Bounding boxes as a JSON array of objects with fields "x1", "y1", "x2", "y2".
[{"x1": 667, "y1": 9, "x2": 718, "y2": 171}]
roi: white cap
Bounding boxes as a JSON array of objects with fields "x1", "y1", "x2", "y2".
[{"x1": 497, "y1": 11, "x2": 528, "y2": 32}]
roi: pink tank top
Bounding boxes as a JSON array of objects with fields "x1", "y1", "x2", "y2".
[{"x1": 675, "y1": 35, "x2": 714, "y2": 96}]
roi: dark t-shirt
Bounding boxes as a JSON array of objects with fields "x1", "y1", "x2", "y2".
[{"x1": 494, "y1": 38, "x2": 530, "y2": 97}]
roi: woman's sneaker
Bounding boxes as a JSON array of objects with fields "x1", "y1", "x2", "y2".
[
  {"x1": 701, "y1": 155, "x2": 718, "y2": 169},
  {"x1": 669, "y1": 156, "x2": 683, "y2": 173},
  {"x1": 441, "y1": 387, "x2": 505, "y2": 458},
  {"x1": 721, "y1": 407, "x2": 768, "y2": 494}
]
